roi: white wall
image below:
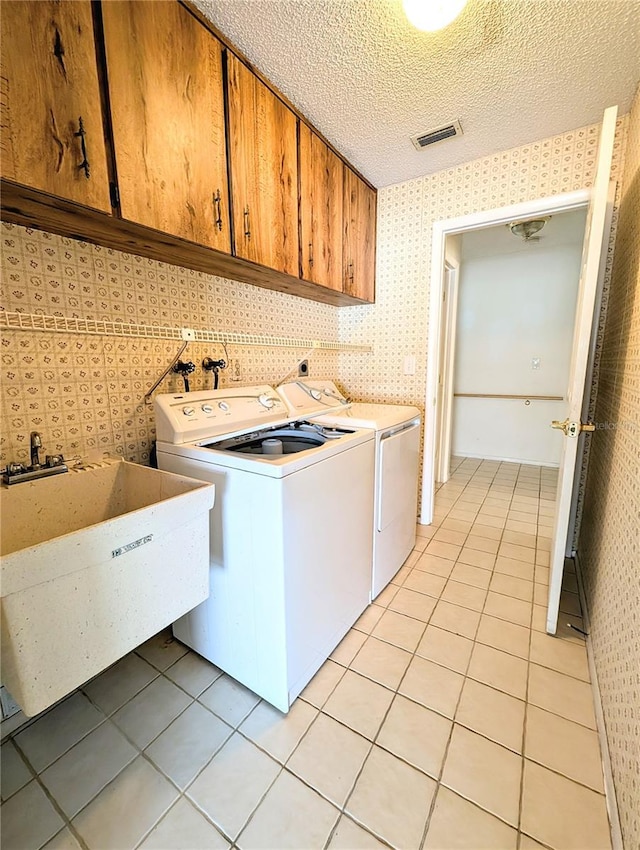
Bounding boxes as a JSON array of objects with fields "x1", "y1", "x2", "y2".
[{"x1": 451, "y1": 209, "x2": 586, "y2": 465}]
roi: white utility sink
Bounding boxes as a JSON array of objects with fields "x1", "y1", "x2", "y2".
[{"x1": 1, "y1": 459, "x2": 215, "y2": 717}]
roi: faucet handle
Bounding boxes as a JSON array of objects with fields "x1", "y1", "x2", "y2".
[
  {"x1": 45, "y1": 455, "x2": 65, "y2": 468},
  {"x1": 6, "y1": 462, "x2": 26, "y2": 475}
]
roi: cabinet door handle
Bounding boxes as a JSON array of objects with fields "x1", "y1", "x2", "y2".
[
  {"x1": 347, "y1": 260, "x2": 354, "y2": 285},
  {"x1": 74, "y1": 116, "x2": 90, "y2": 179},
  {"x1": 308, "y1": 241, "x2": 314, "y2": 267},
  {"x1": 213, "y1": 190, "x2": 223, "y2": 231},
  {"x1": 243, "y1": 206, "x2": 251, "y2": 239}
]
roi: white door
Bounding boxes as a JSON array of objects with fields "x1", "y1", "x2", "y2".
[{"x1": 546, "y1": 105, "x2": 618, "y2": 634}]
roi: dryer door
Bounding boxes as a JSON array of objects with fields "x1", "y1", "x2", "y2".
[{"x1": 377, "y1": 421, "x2": 421, "y2": 532}]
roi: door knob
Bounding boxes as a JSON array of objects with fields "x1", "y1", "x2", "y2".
[
  {"x1": 551, "y1": 418, "x2": 570, "y2": 435},
  {"x1": 551, "y1": 419, "x2": 596, "y2": 437}
]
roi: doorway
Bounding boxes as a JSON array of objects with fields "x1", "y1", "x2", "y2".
[
  {"x1": 421, "y1": 106, "x2": 617, "y2": 639},
  {"x1": 434, "y1": 207, "x2": 588, "y2": 485},
  {"x1": 421, "y1": 187, "x2": 592, "y2": 527}
]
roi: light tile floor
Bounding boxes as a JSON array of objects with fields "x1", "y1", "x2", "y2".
[{"x1": 1, "y1": 458, "x2": 612, "y2": 850}]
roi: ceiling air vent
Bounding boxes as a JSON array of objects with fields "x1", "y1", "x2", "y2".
[{"x1": 411, "y1": 120, "x2": 463, "y2": 151}]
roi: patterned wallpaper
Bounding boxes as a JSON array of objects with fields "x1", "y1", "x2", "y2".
[
  {"x1": 1, "y1": 114, "x2": 636, "y2": 843},
  {"x1": 0, "y1": 230, "x2": 341, "y2": 466},
  {"x1": 579, "y1": 86, "x2": 640, "y2": 850},
  {"x1": 339, "y1": 118, "x2": 627, "y2": 402}
]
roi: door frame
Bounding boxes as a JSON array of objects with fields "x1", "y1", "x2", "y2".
[
  {"x1": 420, "y1": 188, "x2": 591, "y2": 525},
  {"x1": 434, "y1": 261, "x2": 459, "y2": 484}
]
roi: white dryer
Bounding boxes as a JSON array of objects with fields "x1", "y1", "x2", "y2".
[
  {"x1": 278, "y1": 380, "x2": 421, "y2": 600},
  {"x1": 154, "y1": 386, "x2": 374, "y2": 713}
]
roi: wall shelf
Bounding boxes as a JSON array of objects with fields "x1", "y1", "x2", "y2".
[{"x1": 0, "y1": 311, "x2": 373, "y2": 353}]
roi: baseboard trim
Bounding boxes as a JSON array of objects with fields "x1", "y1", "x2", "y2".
[
  {"x1": 574, "y1": 552, "x2": 624, "y2": 850},
  {"x1": 450, "y1": 451, "x2": 560, "y2": 467}
]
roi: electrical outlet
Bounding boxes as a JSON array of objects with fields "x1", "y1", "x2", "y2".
[
  {"x1": 181, "y1": 328, "x2": 195, "y2": 341},
  {"x1": 298, "y1": 359, "x2": 309, "y2": 377},
  {"x1": 531, "y1": 357, "x2": 541, "y2": 370}
]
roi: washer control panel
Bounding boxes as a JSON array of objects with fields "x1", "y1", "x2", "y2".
[{"x1": 154, "y1": 386, "x2": 289, "y2": 444}]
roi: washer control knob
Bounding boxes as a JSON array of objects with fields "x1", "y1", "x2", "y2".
[
  {"x1": 310, "y1": 388, "x2": 322, "y2": 400},
  {"x1": 258, "y1": 394, "x2": 275, "y2": 409},
  {"x1": 201, "y1": 404, "x2": 213, "y2": 413},
  {"x1": 183, "y1": 407, "x2": 195, "y2": 417},
  {"x1": 218, "y1": 401, "x2": 230, "y2": 412}
]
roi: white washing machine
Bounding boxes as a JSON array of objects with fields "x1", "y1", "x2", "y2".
[
  {"x1": 154, "y1": 386, "x2": 374, "y2": 713},
  {"x1": 278, "y1": 380, "x2": 421, "y2": 600}
]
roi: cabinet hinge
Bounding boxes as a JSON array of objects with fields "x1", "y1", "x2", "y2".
[{"x1": 109, "y1": 182, "x2": 120, "y2": 208}]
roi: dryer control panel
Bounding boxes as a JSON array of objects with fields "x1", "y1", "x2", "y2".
[
  {"x1": 276, "y1": 380, "x2": 350, "y2": 417},
  {"x1": 154, "y1": 386, "x2": 289, "y2": 444}
]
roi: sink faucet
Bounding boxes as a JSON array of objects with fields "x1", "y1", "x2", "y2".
[
  {"x1": 30, "y1": 432, "x2": 42, "y2": 468},
  {"x1": 3, "y1": 432, "x2": 68, "y2": 486}
]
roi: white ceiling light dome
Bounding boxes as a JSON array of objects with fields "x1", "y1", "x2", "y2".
[{"x1": 402, "y1": 0, "x2": 469, "y2": 32}]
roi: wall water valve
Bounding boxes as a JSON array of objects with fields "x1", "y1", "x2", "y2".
[
  {"x1": 173, "y1": 360, "x2": 196, "y2": 392},
  {"x1": 203, "y1": 357, "x2": 227, "y2": 390}
]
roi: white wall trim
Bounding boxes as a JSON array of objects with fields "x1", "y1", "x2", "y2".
[
  {"x1": 574, "y1": 552, "x2": 624, "y2": 850},
  {"x1": 420, "y1": 188, "x2": 591, "y2": 524},
  {"x1": 435, "y1": 262, "x2": 459, "y2": 484},
  {"x1": 453, "y1": 451, "x2": 560, "y2": 467}
]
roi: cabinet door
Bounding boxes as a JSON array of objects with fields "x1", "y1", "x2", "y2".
[
  {"x1": 0, "y1": 1, "x2": 111, "y2": 212},
  {"x1": 343, "y1": 168, "x2": 376, "y2": 302},
  {"x1": 101, "y1": 1, "x2": 230, "y2": 252},
  {"x1": 227, "y1": 53, "x2": 298, "y2": 276},
  {"x1": 299, "y1": 124, "x2": 343, "y2": 291}
]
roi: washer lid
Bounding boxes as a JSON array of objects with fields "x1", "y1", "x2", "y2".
[{"x1": 311, "y1": 402, "x2": 421, "y2": 431}]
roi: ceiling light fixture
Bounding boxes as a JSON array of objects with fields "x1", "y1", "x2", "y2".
[
  {"x1": 508, "y1": 217, "x2": 551, "y2": 241},
  {"x1": 402, "y1": 0, "x2": 468, "y2": 32}
]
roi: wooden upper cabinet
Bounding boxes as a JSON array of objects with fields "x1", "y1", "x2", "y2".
[
  {"x1": 101, "y1": 1, "x2": 230, "y2": 252},
  {"x1": 298, "y1": 124, "x2": 343, "y2": 291},
  {"x1": 0, "y1": 1, "x2": 111, "y2": 212},
  {"x1": 226, "y1": 52, "x2": 298, "y2": 276},
  {"x1": 343, "y1": 168, "x2": 376, "y2": 302},
  {"x1": 0, "y1": 0, "x2": 375, "y2": 305}
]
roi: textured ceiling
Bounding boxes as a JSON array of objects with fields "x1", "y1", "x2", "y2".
[{"x1": 194, "y1": 0, "x2": 640, "y2": 187}]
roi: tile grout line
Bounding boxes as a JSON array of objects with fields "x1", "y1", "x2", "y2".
[
  {"x1": 420, "y1": 458, "x2": 520, "y2": 848},
  {"x1": 329, "y1": 576, "x2": 436, "y2": 844},
  {"x1": 7, "y1": 459, "x2": 598, "y2": 850},
  {"x1": 9, "y1": 735, "x2": 92, "y2": 850},
  {"x1": 183, "y1": 463, "x2": 562, "y2": 846},
  {"x1": 239, "y1": 461, "x2": 565, "y2": 846},
  {"x1": 264, "y1": 461, "x2": 590, "y2": 849},
  {"x1": 516, "y1": 535, "x2": 537, "y2": 850},
  {"x1": 38, "y1": 658, "x2": 242, "y2": 847}
]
